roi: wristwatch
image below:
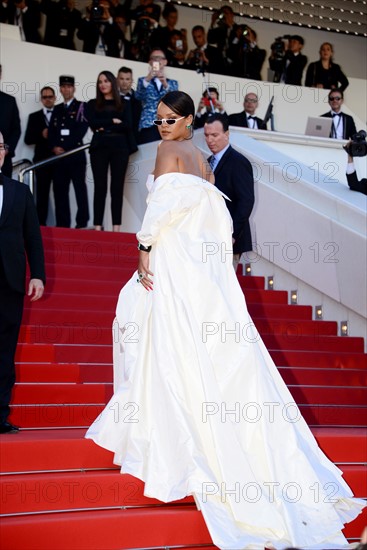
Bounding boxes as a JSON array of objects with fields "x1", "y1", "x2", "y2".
[{"x1": 137, "y1": 243, "x2": 152, "y2": 252}]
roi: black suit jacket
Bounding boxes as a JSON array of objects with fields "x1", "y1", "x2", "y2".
[
  {"x1": 7, "y1": 0, "x2": 41, "y2": 43},
  {"x1": 346, "y1": 171, "x2": 367, "y2": 196},
  {"x1": 0, "y1": 175, "x2": 45, "y2": 294},
  {"x1": 213, "y1": 145, "x2": 254, "y2": 254},
  {"x1": 320, "y1": 111, "x2": 357, "y2": 140},
  {"x1": 228, "y1": 111, "x2": 266, "y2": 130},
  {"x1": 0, "y1": 91, "x2": 21, "y2": 158},
  {"x1": 270, "y1": 51, "x2": 307, "y2": 85},
  {"x1": 24, "y1": 109, "x2": 54, "y2": 162},
  {"x1": 77, "y1": 18, "x2": 122, "y2": 57}
]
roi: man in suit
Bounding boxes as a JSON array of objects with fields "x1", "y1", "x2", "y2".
[
  {"x1": 77, "y1": 0, "x2": 122, "y2": 57},
  {"x1": 228, "y1": 93, "x2": 266, "y2": 130},
  {"x1": 0, "y1": 131, "x2": 45, "y2": 434},
  {"x1": 270, "y1": 35, "x2": 307, "y2": 85},
  {"x1": 135, "y1": 49, "x2": 178, "y2": 144},
  {"x1": 204, "y1": 114, "x2": 255, "y2": 267},
  {"x1": 48, "y1": 75, "x2": 89, "y2": 228},
  {"x1": 0, "y1": 65, "x2": 21, "y2": 178},
  {"x1": 194, "y1": 87, "x2": 227, "y2": 130},
  {"x1": 24, "y1": 86, "x2": 56, "y2": 225},
  {"x1": 207, "y1": 5, "x2": 239, "y2": 76},
  {"x1": 185, "y1": 25, "x2": 219, "y2": 74},
  {"x1": 321, "y1": 89, "x2": 357, "y2": 140},
  {"x1": 117, "y1": 66, "x2": 141, "y2": 144},
  {"x1": 7, "y1": 0, "x2": 42, "y2": 43}
]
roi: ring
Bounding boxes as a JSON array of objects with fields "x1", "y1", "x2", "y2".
[{"x1": 137, "y1": 272, "x2": 145, "y2": 283}]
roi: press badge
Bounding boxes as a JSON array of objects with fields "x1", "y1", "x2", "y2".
[{"x1": 61, "y1": 129, "x2": 70, "y2": 136}]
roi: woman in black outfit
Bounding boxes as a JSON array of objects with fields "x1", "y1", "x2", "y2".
[
  {"x1": 86, "y1": 71, "x2": 132, "y2": 232},
  {"x1": 305, "y1": 42, "x2": 349, "y2": 91}
]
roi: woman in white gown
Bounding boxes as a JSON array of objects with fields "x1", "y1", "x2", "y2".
[{"x1": 86, "y1": 91, "x2": 364, "y2": 549}]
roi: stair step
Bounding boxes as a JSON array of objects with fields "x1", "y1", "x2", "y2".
[
  {"x1": 1, "y1": 465, "x2": 365, "y2": 516},
  {"x1": 12, "y1": 383, "x2": 113, "y2": 404},
  {"x1": 10, "y1": 383, "x2": 367, "y2": 407},
  {"x1": 15, "y1": 343, "x2": 367, "y2": 370},
  {"x1": 15, "y1": 363, "x2": 367, "y2": 387},
  {"x1": 2, "y1": 428, "x2": 366, "y2": 474},
  {"x1": 0, "y1": 506, "x2": 212, "y2": 550},
  {"x1": 18, "y1": 325, "x2": 361, "y2": 351}
]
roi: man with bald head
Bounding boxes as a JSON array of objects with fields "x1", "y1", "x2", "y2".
[
  {"x1": 228, "y1": 93, "x2": 266, "y2": 130},
  {"x1": 0, "y1": 132, "x2": 45, "y2": 433}
]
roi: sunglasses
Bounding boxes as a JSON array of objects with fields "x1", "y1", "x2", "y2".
[
  {"x1": 153, "y1": 116, "x2": 185, "y2": 126},
  {"x1": 329, "y1": 97, "x2": 342, "y2": 101},
  {"x1": 41, "y1": 95, "x2": 54, "y2": 99},
  {"x1": 0, "y1": 144, "x2": 9, "y2": 151}
]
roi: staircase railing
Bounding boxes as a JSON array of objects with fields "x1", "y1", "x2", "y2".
[{"x1": 18, "y1": 143, "x2": 90, "y2": 194}]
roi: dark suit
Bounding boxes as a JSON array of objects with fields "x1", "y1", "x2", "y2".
[
  {"x1": 212, "y1": 145, "x2": 254, "y2": 255},
  {"x1": 121, "y1": 90, "x2": 141, "y2": 144},
  {"x1": 185, "y1": 45, "x2": 219, "y2": 75},
  {"x1": 228, "y1": 111, "x2": 265, "y2": 130},
  {"x1": 0, "y1": 174, "x2": 45, "y2": 424},
  {"x1": 24, "y1": 109, "x2": 55, "y2": 225},
  {"x1": 41, "y1": 0, "x2": 82, "y2": 50},
  {"x1": 347, "y1": 171, "x2": 367, "y2": 196},
  {"x1": 48, "y1": 99, "x2": 89, "y2": 227},
  {"x1": 0, "y1": 91, "x2": 21, "y2": 177},
  {"x1": 77, "y1": 18, "x2": 122, "y2": 57},
  {"x1": 320, "y1": 111, "x2": 357, "y2": 140},
  {"x1": 270, "y1": 51, "x2": 307, "y2": 85},
  {"x1": 7, "y1": 0, "x2": 42, "y2": 43}
]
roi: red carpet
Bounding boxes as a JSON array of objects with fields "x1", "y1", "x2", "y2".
[{"x1": 0, "y1": 227, "x2": 366, "y2": 549}]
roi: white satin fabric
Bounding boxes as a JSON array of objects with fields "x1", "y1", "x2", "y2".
[{"x1": 86, "y1": 173, "x2": 364, "y2": 549}]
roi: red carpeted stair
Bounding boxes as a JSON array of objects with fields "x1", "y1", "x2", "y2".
[{"x1": 0, "y1": 227, "x2": 366, "y2": 549}]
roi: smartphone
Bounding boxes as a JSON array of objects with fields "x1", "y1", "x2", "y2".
[
  {"x1": 176, "y1": 40, "x2": 183, "y2": 50},
  {"x1": 152, "y1": 61, "x2": 160, "y2": 72}
]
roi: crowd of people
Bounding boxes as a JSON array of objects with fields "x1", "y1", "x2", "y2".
[{"x1": 1, "y1": 0, "x2": 351, "y2": 88}]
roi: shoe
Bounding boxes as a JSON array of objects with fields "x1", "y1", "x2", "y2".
[
  {"x1": 75, "y1": 224, "x2": 87, "y2": 229},
  {"x1": 0, "y1": 422, "x2": 20, "y2": 434}
]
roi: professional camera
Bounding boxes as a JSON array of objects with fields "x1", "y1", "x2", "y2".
[
  {"x1": 90, "y1": 0, "x2": 105, "y2": 22},
  {"x1": 215, "y1": 9, "x2": 228, "y2": 28},
  {"x1": 270, "y1": 35, "x2": 291, "y2": 61},
  {"x1": 343, "y1": 130, "x2": 367, "y2": 157}
]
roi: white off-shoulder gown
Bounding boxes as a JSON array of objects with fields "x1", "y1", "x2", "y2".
[{"x1": 86, "y1": 173, "x2": 365, "y2": 549}]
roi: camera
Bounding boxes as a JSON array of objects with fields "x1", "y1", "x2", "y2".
[
  {"x1": 90, "y1": 0, "x2": 105, "y2": 22},
  {"x1": 271, "y1": 35, "x2": 291, "y2": 61},
  {"x1": 343, "y1": 130, "x2": 367, "y2": 157},
  {"x1": 215, "y1": 10, "x2": 227, "y2": 28}
]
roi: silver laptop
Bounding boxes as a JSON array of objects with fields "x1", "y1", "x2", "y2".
[{"x1": 305, "y1": 116, "x2": 332, "y2": 138}]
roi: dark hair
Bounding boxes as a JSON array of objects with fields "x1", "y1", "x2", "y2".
[
  {"x1": 203, "y1": 87, "x2": 219, "y2": 99},
  {"x1": 40, "y1": 86, "x2": 55, "y2": 96},
  {"x1": 162, "y1": 3, "x2": 177, "y2": 19},
  {"x1": 96, "y1": 71, "x2": 123, "y2": 111},
  {"x1": 328, "y1": 88, "x2": 344, "y2": 100},
  {"x1": 204, "y1": 113, "x2": 229, "y2": 132},
  {"x1": 118, "y1": 66, "x2": 132, "y2": 75},
  {"x1": 159, "y1": 91, "x2": 195, "y2": 119},
  {"x1": 192, "y1": 25, "x2": 205, "y2": 33}
]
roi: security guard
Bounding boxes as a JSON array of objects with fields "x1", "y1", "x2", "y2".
[{"x1": 48, "y1": 75, "x2": 89, "y2": 228}]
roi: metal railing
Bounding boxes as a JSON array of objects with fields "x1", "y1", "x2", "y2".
[{"x1": 19, "y1": 143, "x2": 90, "y2": 194}]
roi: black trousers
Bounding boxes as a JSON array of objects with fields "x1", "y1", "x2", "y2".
[
  {"x1": 53, "y1": 153, "x2": 89, "y2": 228},
  {"x1": 90, "y1": 147, "x2": 129, "y2": 226},
  {"x1": 0, "y1": 262, "x2": 24, "y2": 424},
  {"x1": 35, "y1": 164, "x2": 54, "y2": 226}
]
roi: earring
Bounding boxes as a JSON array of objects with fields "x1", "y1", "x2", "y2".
[{"x1": 186, "y1": 124, "x2": 191, "y2": 129}]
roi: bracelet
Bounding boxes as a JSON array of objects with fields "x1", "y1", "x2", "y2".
[{"x1": 137, "y1": 243, "x2": 152, "y2": 252}]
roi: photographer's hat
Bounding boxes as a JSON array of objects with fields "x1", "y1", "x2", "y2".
[{"x1": 59, "y1": 75, "x2": 75, "y2": 86}]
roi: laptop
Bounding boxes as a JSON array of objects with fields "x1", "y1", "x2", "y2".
[{"x1": 305, "y1": 116, "x2": 332, "y2": 138}]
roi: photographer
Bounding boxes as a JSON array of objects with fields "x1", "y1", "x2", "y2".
[
  {"x1": 166, "y1": 30, "x2": 186, "y2": 68},
  {"x1": 130, "y1": 0, "x2": 160, "y2": 61},
  {"x1": 227, "y1": 26, "x2": 265, "y2": 80},
  {"x1": 207, "y1": 5, "x2": 239, "y2": 76},
  {"x1": 344, "y1": 135, "x2": 367, "y2": 195},
  {"x1": 269, "y1": 35, "x2": 307, "y2": 85},
  {"x1": 185, "y1": 25, "x2": 218, "y2": 74},
  {"x1": 77, "y1": 0, "x2": 121, "y2": 57},
  {"x1": 194, "y1": 87, "x2": 227, "y2": 129}
]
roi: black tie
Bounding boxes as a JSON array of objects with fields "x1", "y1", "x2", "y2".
[
  {"x1": 0, "y1": 174, "x2": 3, "y2": 185},
  {"x1": 332, "y1": 113, "x2": 341, "y2": 118},
  {"x1": 47, "y1": 110, "x2": 53, "y2": 113},
  {"x1": 248, "y1": 116, "x2": 255, "y2": 120}
]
